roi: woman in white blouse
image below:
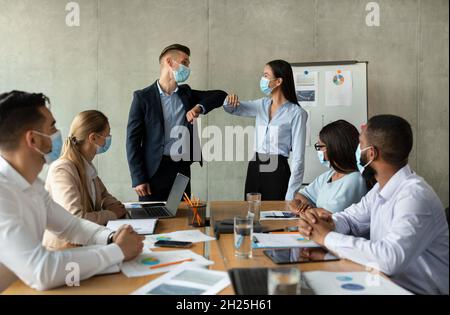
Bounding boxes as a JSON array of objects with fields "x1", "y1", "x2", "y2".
[{"x1": 224, "y1": 60, "x2": 308, "y2": 200}]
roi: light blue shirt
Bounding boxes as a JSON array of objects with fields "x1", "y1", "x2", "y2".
[
  {"x1": 299, "y1": 169, "x2": 367, "y2": 213},
  {"x1": 157, "y1": 81, "x2": 205, "y2": 157},
  {"x1": 224, "y1": 97, "x2": 308, "y2": 200},
  {"x1": 325, "y1": 165, "x2": 449, "y2": 295}
]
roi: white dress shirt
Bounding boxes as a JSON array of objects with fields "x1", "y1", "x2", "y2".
[
  {"x1": 0, "y1": 156, "x2": 124, "y2": 291},
  {"x1": 224, "y1": 97, "x2": 308, "y2": 199},
  {"x1": 325, "y1": 165, "x2": 449, "y2": 295}
]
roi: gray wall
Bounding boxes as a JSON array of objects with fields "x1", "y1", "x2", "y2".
[{"x1": 0, "y1": 0, "x2": 448, "y2": 206}]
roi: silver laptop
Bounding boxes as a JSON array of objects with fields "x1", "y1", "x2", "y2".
[{"x1": 127, "y1": 173, "x2": 189, "y2": 219}]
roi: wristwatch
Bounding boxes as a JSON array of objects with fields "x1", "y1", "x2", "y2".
[{"x1": 107, "y1": 232, "x2": 115, "y2": 245}]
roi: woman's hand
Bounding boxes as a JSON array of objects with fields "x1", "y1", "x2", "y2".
[
  {"x1": 288, "y1": 199, "x2": 312, "y2": 215},
  {"x1": 226, "y1": 94, "x2": 240, "y2": 107}
]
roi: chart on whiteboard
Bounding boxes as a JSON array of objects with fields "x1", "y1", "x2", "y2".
[{"x1": 325, "y1": 70, "x2": 353, "y2": 106}]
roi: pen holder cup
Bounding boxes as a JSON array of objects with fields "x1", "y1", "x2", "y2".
[{"x1": 187, "y1": 203, "x2": 207, "y2": 227}]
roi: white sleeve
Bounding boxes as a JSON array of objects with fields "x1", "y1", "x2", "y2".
[
  {"x1": 44, "y1": 187, "x2": 112, "y2": 246},
  {"x1": 331, "y1": 189, "x2": 373, "y2": 237},
  {"x1": 0, "y1": 193, "x2": 124, "y2": 291},
  {"x1": 325, "y1": 195, "x2": 435, "y2": 276}
]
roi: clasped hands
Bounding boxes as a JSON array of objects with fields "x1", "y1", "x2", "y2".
[{"x1": 288, "y1": 200, "x2": 335, "y2": 246}]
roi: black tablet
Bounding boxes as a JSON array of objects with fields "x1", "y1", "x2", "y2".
[{"x1": 263, "y1": 248, "x2": 339, "y2": 264}]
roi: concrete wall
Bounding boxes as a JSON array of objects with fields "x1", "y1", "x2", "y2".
[{"x1": 1, "y1": 0, "x2": 448, "y2": 206}]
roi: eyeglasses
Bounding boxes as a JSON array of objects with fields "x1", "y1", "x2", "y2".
[{"x1": 314, "y1": 142, "x2": 326, "y2": 151}]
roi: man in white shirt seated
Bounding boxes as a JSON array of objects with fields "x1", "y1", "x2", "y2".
[
  {"x1": 298, "y1": 114, "x2": 449, "y2": 295},
  {"x1": 0, "y1": 91, "x2": 144, "y2": 292}
]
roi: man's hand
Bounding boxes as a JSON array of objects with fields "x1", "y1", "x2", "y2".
[
  {"x1": 226, "y1": 94, "x2": 240, "y2": 107},
  {"x1": 186, "y1": 105, "x2": 203, "y2": 123},
  {"x1": 134, "y1": 183, "x2": 151, "y2": 197},
  {"x1": 311, "y1": 208, "x2": 334, "y2": 222},
  {"x1": 298, "y1": 208, "x2": 335, "y2": 246},
  {"x1": 114, "y1": 225, "x2": 145, "y2": 261}
]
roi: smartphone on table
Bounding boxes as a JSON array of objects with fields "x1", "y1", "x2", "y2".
[{"x1": 154, "y1": 240, "x2": 193, "y2": 248}]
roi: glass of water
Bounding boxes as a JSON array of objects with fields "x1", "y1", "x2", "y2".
[
  {"x1": 268, "y1": 267, "x2": 301, "y2": 295},
  {"x1": 234, "y1": 216, "x2": 253, "y2": 258},
  {"x1": 246, "y1": 192, "x2": 261, "y2": 223}
]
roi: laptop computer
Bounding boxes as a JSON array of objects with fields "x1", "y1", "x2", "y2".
[{"x1": 126, "y1": 173, "x2": 189, "y2": 219}]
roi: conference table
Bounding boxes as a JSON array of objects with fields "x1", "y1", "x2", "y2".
[{"x1": 2, "y1": 201, "x2": 370, "y2": 295}]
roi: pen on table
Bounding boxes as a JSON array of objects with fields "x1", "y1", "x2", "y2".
[
  {"x1": 262, "y1": 228, "x2": 285, "y2": 233},
  {"x1": 149, "y1": 258, "x2": 193, "y2": 269}
]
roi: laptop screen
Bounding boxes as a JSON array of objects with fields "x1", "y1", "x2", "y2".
[{"x1": 165, "y1": 173, "x2": 190, "y2": 215}]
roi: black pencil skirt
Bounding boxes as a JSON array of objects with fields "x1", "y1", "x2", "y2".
[{"x1": 244, "y1": 153, "x2": 291, "y2": 201}]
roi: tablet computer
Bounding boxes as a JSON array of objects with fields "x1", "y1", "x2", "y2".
[{"x1": 263, "y1": 248, "x2": 339, "y2": 264}]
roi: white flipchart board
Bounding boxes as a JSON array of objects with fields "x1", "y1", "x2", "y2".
[{"x1": 290, "y1": 61, "x2": 368, "y2": 184}]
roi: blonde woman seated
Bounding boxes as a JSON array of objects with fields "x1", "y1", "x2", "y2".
[{"x1": 43, "y1": 110, "x2": 127, "y2": 250}]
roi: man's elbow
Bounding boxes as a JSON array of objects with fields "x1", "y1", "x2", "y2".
[{"x1": 372, "y1": 247, "x2": 406, "y2": 276}]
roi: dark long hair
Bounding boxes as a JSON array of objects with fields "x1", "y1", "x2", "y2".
[
  {"x1": 320, "y1": 120, "x2": 375, "y2": 189},
  {"x1": 266, "y1": 60, "x2": 299, "y2": 106}
]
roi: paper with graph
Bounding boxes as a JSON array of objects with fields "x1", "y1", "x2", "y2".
[
  {"x1": 325, "y1": 70, "x2": 353, "y2": 106},
  {"x1": 294, "y1": 70, "x2": 318, "y2": 107},
  {"x1": 121, "y1": 250, "x2": 214, "y2": 277}
]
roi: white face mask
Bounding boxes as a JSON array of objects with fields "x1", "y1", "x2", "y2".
[
  {"x1": 355, "y1": 144, "x2": 374, "y2": 174},
  {"x1": 32, "y1": 130, "x2": 63, "y2": 165},
  {"x1": 317, "y1": 150, "x2": 330, "y2": 168}
]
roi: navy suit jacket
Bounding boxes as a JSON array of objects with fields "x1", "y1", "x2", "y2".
[{"x1": 126, "y1": 81, "x2": 227, "y2": 187}]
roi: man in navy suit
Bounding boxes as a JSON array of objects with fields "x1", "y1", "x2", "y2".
[{"x1": 126, "y1": 44, "x2": 227, "y2": 201}]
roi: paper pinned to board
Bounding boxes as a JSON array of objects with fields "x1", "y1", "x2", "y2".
[
  {"x1": 294, "y1": 70, "x2": 319, "y2": 107},
  {"x1": 325, "y1": 70, "x2": 353, "y2": 106},
  {"x1": 131, "y1": 262, "x2": 230, "y2": 295}
]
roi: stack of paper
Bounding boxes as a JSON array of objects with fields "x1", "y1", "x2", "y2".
[
  {"x1": 252, "y1": 233, "x2": 320, "y2": 248},
  {"x1": 121, "y1": 250, "x2": 214, "y2": 278},
  {"x1": 131, "y1": 262, "x2": 230, "y2": 295},
  {"x1": 303, "y1": 271, "x2": 412, "y2": 295}
]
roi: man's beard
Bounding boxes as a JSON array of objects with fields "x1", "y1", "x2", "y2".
[{"x1": 360, "y1": 154, "x2": 376, "y2": 181}]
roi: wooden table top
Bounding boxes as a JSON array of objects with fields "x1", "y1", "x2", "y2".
[{"x1": 2, "y1": 201, "x2": 369, "y2": 295}]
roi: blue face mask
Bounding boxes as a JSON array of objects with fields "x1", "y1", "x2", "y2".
[
  {"x1": 172, "y1": 62, "x2": 191, "y2": 83},
  {"x1": 96, "y1": 135, "x2": 112, "y2": 155},
  {"x1": 317, "y1": 150, "x2": 330, "y2": 168},
  {"x1": 355, "y1": 144, "x2": 373, "y2": 174},
  {"x1": 260, "y1": 77, "x2": 273, "y2": 95},
  {"x1": 33, "y1": 130, "x2": 63, "y2": 165}
]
